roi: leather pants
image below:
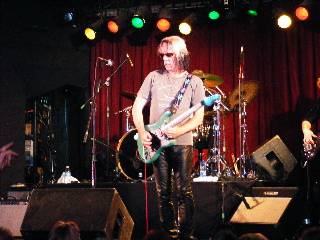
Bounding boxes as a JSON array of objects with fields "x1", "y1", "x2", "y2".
[{"x1": 153, "y1": 145, "x2": 194, "y2": 239}]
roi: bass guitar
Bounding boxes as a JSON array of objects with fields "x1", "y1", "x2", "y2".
[{"x1": 135, "y1": 94, "x2": 221, "y2": 164}]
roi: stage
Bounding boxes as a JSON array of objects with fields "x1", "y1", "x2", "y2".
[{"x1": 3, "y1": 180, "x2": 306, "y2": 239}]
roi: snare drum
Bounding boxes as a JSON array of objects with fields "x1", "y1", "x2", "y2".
[{"x1": 116, "y1": 129, "x2": 153, "y2": 180}]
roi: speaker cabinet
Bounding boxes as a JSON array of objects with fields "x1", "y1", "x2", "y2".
[
  {"x1": 21, "y1": 188, "x2": 133, "y2": 240},
  {"x1": 230, "y1": 187, "x2": 300, "y2": 239},
  {"x1": 251, "y1": 135, "x2": 297, "y2": 181},
  {"x1": 0, "y1": 202, "x2": 28, "y2": 237}
]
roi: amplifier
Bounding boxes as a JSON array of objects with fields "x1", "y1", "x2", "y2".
[{"x1": 0, "y1": 201, "x2": 28, "y2": 237}]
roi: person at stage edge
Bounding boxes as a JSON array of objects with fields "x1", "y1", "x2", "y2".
[
  {"x1": 302, "y1": 78, "x2": 320, "y2": 145},
  {"x1": 132, "y1": 35, "x2": 205, "y2": 239}
]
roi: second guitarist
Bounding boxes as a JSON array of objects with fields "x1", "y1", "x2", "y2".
[{"x1": 132, "y1": 36, "x2": 205, "y2": 240}]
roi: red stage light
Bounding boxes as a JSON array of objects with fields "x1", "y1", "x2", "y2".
[
  {"x1": 295, "y1": 6, "x2": 309, "y2": 21},
  {"x1": 156, "y1": 18, "x2": 171, "y2": 32},
  {"x1": 107, "y1": 20, "x2": 119, "y2": 34}
]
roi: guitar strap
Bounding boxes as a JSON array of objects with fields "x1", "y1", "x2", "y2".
[{"x1": 170, "y1": 73, "x2": 192, "y2": 114}]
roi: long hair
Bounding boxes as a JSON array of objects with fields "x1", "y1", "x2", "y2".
[{"x1": 157, "y1": 35, "x2": 190, "y2": 70}]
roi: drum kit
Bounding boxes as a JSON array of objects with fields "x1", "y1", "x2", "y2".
[{"x1": 115, "y1": 70, "x2": 259, "y2": 181}]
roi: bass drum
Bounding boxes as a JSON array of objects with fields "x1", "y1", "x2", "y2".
[{"x1": 116, "y1": 129, "x2": 153, "y2": 181}]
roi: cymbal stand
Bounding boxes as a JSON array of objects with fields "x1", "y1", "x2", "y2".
[{"x1": 237, "y1": 46, "x2": 255, "y2": 178}]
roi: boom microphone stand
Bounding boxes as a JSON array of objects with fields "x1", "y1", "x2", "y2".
[{"x1": 82, "y1": 54, "x2": 133, "y2": 187}]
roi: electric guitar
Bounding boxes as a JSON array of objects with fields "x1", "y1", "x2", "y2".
[{"x1": 135, "y1": 94, "x2": 221, "y2": 164}]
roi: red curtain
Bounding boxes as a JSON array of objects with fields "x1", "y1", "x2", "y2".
[{"x1": 90, "y1": 20, "x2": 320, "y2": 162}]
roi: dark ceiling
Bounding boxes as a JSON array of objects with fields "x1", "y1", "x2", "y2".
[
  {"x1": 1, "y1": 0, "x2": 91, "y2": 98},
  {"x1": 0, "y1": 0, "x2": 308, "y2": 98}
]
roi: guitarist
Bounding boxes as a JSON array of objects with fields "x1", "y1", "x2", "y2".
[{"x1": 132, "y1": 36, "x2": 205, "y2": 240}]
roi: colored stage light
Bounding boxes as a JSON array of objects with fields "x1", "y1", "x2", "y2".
[
  {"x1": 131, "y1": 15, "x2": 145, "y2": 29},
  {"x1": 84, "y1": 19, "x2": 104, "y2": 40},
  {"x1": 208, "y1": 10, "x2": 220, "y2": 20},
  {"x1": 84, "y1": 27, "x2": 96, "y2": 40},
  {"x1": 106, "y1": 11, "x2": 128, "y2": 34},
  {"x1": 295, "y1": 6, "x2": 309, "y2": 21},
  {"x1": 156, "y1": 8, "x2": 171, "y2": 32},
  {"x1": 277, "y1": 14, "x2": 292, "y2": 29},
  {"x1": 156, "y1": 18, "x2": 171, "y2": 32},
  {"x1": 64, "y1": 11, "x2": 74, "y2": 22},
  {"x1": 247, "y1": 9, "x2": 258, "y2": 17},
  {"x1": 107, "y1": 20, "x2": 119, "y2": 34}
]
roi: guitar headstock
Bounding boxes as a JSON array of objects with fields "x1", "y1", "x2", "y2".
[{"x1": 203, "y1": 94, "x2": 221, "y2": 107}]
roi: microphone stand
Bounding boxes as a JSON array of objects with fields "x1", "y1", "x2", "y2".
[{"x1": 82, "y1": 56, "x2": 131, "y2": 187}]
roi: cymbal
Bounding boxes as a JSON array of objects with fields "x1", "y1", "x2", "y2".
[
  {"x1": 228, "y1": 81, "x2": 258, "y2": 109},
  {"x1": 121, "y1": 91, "x2": 136, "y2": 100},
  {"x1": 192, "y1": 69, "x2": 224, "y2": 88}
]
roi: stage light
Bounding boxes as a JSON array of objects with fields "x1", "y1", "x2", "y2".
[
  {"x1": 64, "y1": 11, "x2": 74, "y2": 22},
  {"x1": 84, "y1": 19, "x2": 103, "y2": 40},
  {"x1": 247, "y1": 9, "x2": 258, "y2": 17},
  {"x1": 208, "y1": 10, "x2": 220, "y2": 20},
  {"x1": 131, "y1": 15, "x2": 145, "y2": 29},
  {"x1": 246, "y1": 1, "x2": 259, "y2": 17},
  {"x1": 295, "y1": 6, "x2": 309, "y2": 21},
  {"x1": 107, "y1": 20, "x2": 119, "y2": 34},
  {"x1": 277, "y1": 14, "x2": 292, "y2": 29},
  {"x1": 207, "y1": 2, "x2": 223, "y2": 21},
  {"x1": 179, "y1": 14, "x2": 196, "y2": 35},
  {"x1": 84, "y1": 27, "x2": 96, "y2": 40},
  {"x1": 294, "y1": 0, "x2": 314, "y2": 21},
  {"x1": 179, "y1": 22, "x2": 191, "y2": 35},
  {"x1": 131, "y1": 6, "x2": 150, "y2": 29},
  {"x1": 156, "y1": 8, "x2": 171, "y2": 32},
  {"x1": 106, "y1": 11, "x2": 128, "y2": 34}
]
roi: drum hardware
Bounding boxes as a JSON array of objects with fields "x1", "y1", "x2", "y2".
[
  {"x1": 204, "y1": 87, "x2": 235, "y2": 179},
  {"x1": 232, "y1": 46, "x2": 257, "y2": 178},
  {"x1": 114, "y1": 105, "x2": 133, "y2": 132}
]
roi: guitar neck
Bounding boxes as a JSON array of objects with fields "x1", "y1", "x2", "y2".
[{"x1": 162, "y1": 102, "x2": 203, "y2": 131}]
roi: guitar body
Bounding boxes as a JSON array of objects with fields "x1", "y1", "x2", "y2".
[
  {"x1": 136, "y1": 111, "x2": 176, "y2": 164},
  {"x1": 135, "y1": 94, "x2": 221, "y2": 164}
]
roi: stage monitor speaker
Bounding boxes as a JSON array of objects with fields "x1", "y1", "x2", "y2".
[
  {"x1": 20, "y1": 188, "x2": 134, "y2": 240},
  {"x1": 230, "y1": 187, "x2": 300, "y2": 239},
  {"x1": 251, "y1": 135, "x2": 297, "y2": 181},
  {"x1": 0, "y1": 201, "x2": 28, "y2": 237}
]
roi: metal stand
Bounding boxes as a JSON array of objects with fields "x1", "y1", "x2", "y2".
[
  {"x1": 236, "y1": 46, "x2": 255, "y2": 178},
  {"x1": 205, "y1": 87, "x2": 230, "y2": 178},
  {"x1": 82, "y1": 56, "x2": 132, "y2": 187}
]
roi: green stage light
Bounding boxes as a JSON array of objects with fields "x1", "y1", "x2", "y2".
[
  {"x1": 208, "y1": 10, "x2": 220, "y2": 20},
  {"x1": 131, "y1": 15, "x2": 145, "y2": 29},
  {"x1": 247, "y1": 9, "x2": 258, "y2": 17}
]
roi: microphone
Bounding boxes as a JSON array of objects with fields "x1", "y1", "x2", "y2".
[
  {"x1": 126, "y1": 53, "x2": 134, "y2": 67},
  {"x1": 97, "y1": 57, "x2": 113, "y2": 67}
]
